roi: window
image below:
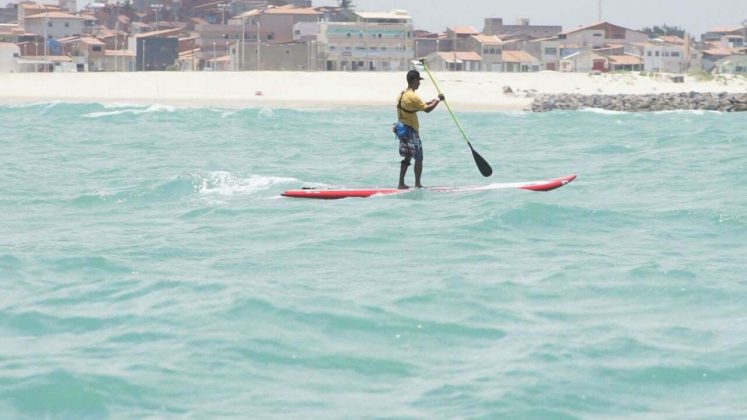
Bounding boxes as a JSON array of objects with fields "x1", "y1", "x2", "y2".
[
  {"x1": 671, "y1": 51, "x2": 680, "y2": 57},
  {"x1": 48, "y1": 22, "x2": 52, "y2": 27},
  {"x1": 647, "y1": 51, "x2": 652, "y2": 56},
  {"x1": 329, "y1": 46, "x2": 336, "y2": 50},
  {"x1": 545, "y1": 47, "x2": 557, "y2": 55},
  {"x1": 663, "y1": 51, "x2": 670, "y2": 57},
  {"x1": 655, "y1": 51, "x2": 660, "y2": 57},
  {"x1": 593, "y1": 33, "x2": 602, "y2": 37},
  {"x1": 92, "y1": 46, "x2": 102, "y2": 51},
  {"x1": 65, "y1": 22, "x2": 69, "y2": 27}
]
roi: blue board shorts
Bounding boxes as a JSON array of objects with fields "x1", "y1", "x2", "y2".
[{"x1": 395, "y1": 123, "x2": 423, "y2": 163}]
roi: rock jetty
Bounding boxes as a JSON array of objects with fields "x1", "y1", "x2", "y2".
[{"x1": 530, "y1": 92, "x2": 747, "y2": 112}]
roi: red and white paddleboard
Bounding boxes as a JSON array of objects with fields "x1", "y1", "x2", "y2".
[{"x1": 281, "y1": 174, "x2": 576, "y2": 199}]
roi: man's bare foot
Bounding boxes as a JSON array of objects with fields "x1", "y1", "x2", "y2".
[{"x1": 398, "y1": 184, "x2": 410, "y2": 190}]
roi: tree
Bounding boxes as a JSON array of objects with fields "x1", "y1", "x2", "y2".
[
  {"x1": 641, "y1": 24, "x2": 685, "y2": 38},
  {"x1": 338, "y1": 0, "x2": 354, "y2": 10}
]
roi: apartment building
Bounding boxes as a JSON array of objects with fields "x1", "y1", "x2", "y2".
[{"x1": 315, "y1": 10, "x2": 413, "y2": 71}]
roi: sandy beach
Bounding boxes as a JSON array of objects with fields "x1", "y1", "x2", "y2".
[{"x1": 1, "y1": 71, "x2": 746, "y2": 110}]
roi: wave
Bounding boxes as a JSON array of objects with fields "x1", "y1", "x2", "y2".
[{"x1": 82, "y1": 104, "x2": 176, "y2": 118}]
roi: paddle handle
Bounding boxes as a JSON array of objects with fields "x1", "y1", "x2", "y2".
[{"x1": 421, "y1": 61, "x2": 471, "y2": 146}]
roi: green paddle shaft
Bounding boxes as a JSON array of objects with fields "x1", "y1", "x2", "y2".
[{"x1": 420, "y1": 60, "x2": 493, "y2": 177}]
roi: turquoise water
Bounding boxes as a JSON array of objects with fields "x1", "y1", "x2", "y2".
[{"x1": 1, "y1": 102, "x2": 746, "y2": 418}]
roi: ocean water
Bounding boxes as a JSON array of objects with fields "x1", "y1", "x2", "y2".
[{"x1": 1, "y1": 102, "x2": 746, "y2": 418}]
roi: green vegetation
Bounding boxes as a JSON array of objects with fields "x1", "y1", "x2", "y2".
[
  {"x1": 641, "y1": 24, "x2": 686, "y2": 38},
  {"x1": 687, "y1": 69, "x2": 714, "y2": 81}
]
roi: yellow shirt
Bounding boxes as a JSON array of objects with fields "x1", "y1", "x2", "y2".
[{"x1": 396, "y1": 89, "x2": 427, "y2": 132}]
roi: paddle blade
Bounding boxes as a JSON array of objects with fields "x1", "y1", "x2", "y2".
[{"x1": 469, "y1": 143, "x2": 493, "y2": 177}]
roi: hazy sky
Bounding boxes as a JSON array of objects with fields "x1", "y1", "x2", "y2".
[{"x1": 316, "y1": 0, "x2": 747, "y2": 36}]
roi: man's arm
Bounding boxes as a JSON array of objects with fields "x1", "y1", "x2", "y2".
[
  {"x1": 423, "y1": 94, "x2": 445, "y2": 113},
  {"x1": 424, "y1": 98, "x2": 440, "y2": 113}
]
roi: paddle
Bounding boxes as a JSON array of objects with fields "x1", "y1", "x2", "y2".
[{"x1": 419, "y1": 59, "x2": 493, "y2": 177}]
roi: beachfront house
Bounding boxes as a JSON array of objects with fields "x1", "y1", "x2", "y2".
[
  {"x1": 313, "y1": 10, "x2": 414, "y2": 71},
  {"x1": 713, "y1": 55, "x2": 747, "y2": 74},
  {"x1": 463, "y1": 34, "x2": 503, "y2": 71},
  {"x1": 423, "y1": 51, "x2": 482, "y2": 71},
  {"x1": 559, "y1": 50, "x2": 609, "y2": 72},
  {"x1": 701, "y1": 42, "x2": 741, "y2": 72},
  {"x1": 608, "y1": 54, "x2": 644, "y2": 72},
  {"x1": 502, "y1": 50, "x2": 539, "y2": 72},
  {"x1": 0, "y1": 41, "x2": 20, "y2": 72},
  {"x1": 629, "y1": 36, "x2": 688, "y2": 73}
]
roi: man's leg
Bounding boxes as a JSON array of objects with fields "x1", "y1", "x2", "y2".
[
  {"x1": 398, "y1": 160, "x2": 410, "y2": 189},
  {"x1": 414, "y1": 160, "x2": 423, "y2": 188}
]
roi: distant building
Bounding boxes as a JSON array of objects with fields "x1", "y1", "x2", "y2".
[
  {"x1": 194, "y1": 23, "x2": 242, "y2": 62},
  {"x1": 17, "y1": 3, "x2": 61, "y2": 22},
  {"x1": 255, "y1": 5, "x2": 322, "y2": 44},
  {"x1": 132, "y1": 30, "x2": 180, "y2": 70},
  {"x1": 24, "y1": 11, "x2": 84, "y2": 39},
  {"x1": 559, "y1": 22, "x2": 648, "y2": 49},
  {"x1": 483, "y1": 18, "x2": 561, "y2": 40},
  {"x1": 79, "y1": 36, "x2": 106, "y2": 70},
  {"x1": 0, "y1": 4, "x2": 16, "y2": 24},
  {"x1": 701, "y1": 26, "x2": 744, "y2": 42},
  {"x1": 535, "y1": 22, "x2": 649, "y2": 71}
]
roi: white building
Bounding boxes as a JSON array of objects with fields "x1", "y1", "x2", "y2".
[
  {"x1": 24, "y1": 11, "x2": 84, "y2": 40},
  {"x1": 559, "y1": 22, "x2": 649, "y2": 49},
  {"x1": 315, "y1": 10, "x2": 413, "y2": 71},
  {"x1": 630, "y1": 37, "x2": 687, "y2": 73},
  {"x1": 0, "y1": 42, "x2": 20, "y2": 72}
]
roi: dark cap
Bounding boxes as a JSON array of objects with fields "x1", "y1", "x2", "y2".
[{"x1": 407, "y1": 69, "x2": 424, "y2": 83}]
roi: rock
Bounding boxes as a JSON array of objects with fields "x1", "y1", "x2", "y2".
[{"x1": 529, "y1": 92, "x2": 747, "y2": 112}]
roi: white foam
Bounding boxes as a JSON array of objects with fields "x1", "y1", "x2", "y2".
[
  {"x1": 83, "y1": 104, "x2": 176, "y2": 118},
  {"x1": 579, "y1": 108, "x2": 629, "y2": 115},
  {"x1": 197, "y1": 171, "x2": 298, "y2": 196}
]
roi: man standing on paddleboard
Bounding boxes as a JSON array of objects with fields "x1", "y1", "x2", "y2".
[{"x1": 394, "y1": 69, "x2": 444, "y2": 189}]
